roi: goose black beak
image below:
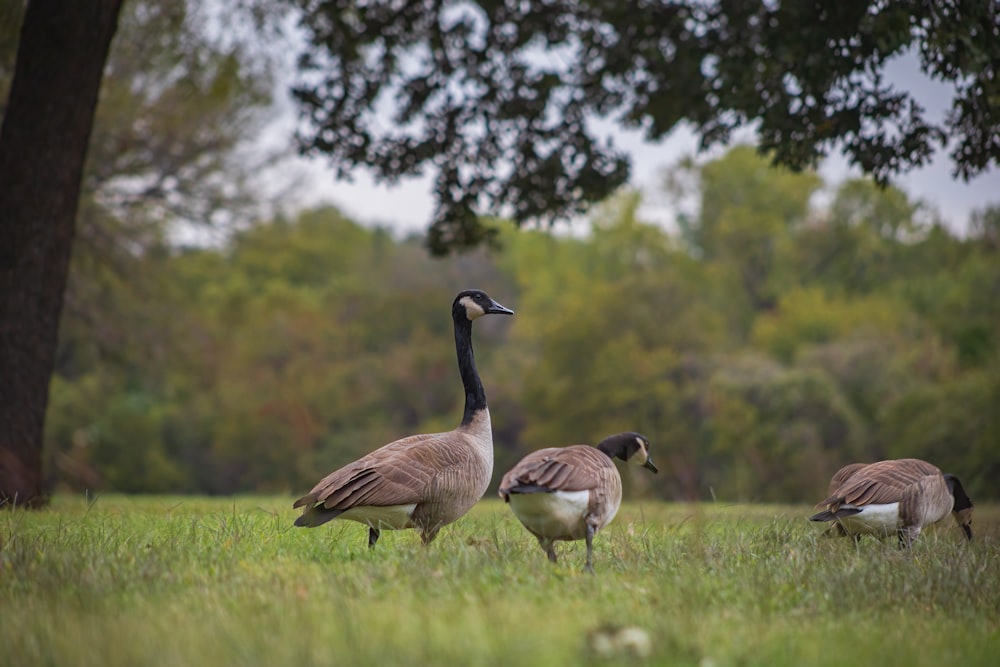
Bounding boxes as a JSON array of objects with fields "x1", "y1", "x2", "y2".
[
  {"x1": 961, "y1": 524, "x2": 973, "y2": 541},
  {"x1": 487, "y1": 300, "x2": 514, "y2": 316},
  {"x1": 644, "y1": 458, "x2": 659, "y2": 474}
]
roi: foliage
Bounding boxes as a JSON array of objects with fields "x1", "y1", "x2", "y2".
[
  {"x1": 750, "y1": 287, "x2": 917, "y2": 362},
  {"x1": 41, "y1": 144, "x2": 1000, "y2": 502},
  {"x1": 58, "y1": 0, "x2": 281, "y2": 378},
  {"x1": 289, "y1": 0, "x2": 1000, "y2": 254},
  {"x1": 2, "y1": 496, "x2": 999, "y2": 666},
  {"x1": 0, "y1": 0, "x2": 283, "y2": 389},
  {"x1": 669, "y1": 145, "x2": 823, "y2": 315},
  {"x1": 0, "y1": 0, "x2": 287, "y2": 505}
]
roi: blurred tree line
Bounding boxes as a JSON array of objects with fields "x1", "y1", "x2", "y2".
[
  {"x1": 5, "y1": 1, "x2": 996, "y2": 503},
  {"x1": 45, "y1": 145, "x2": 1000, "y2": 502}
]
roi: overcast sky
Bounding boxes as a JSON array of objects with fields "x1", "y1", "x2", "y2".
[{"x1": 277, "y1": 50, "x2": 999, "y2": 237}]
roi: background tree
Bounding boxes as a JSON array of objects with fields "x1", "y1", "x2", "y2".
[
  {"x1": 290, "y1": 0, "x2": 999, "y2": 253},
  {"x1": 0, "y1": 0, "x2": 124, "y2": 507},
  {"x1": 37, "y1": 147, "x2": 1000, "y2": 502},
  {"x1": 667, "y1": 146, "x2": 821, "y2": 319},
  {"x1": 0, "y1": 0, "x2": 280, "y2": 505}
]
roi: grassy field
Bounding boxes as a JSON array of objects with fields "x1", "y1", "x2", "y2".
[{"x1": 2, "y1": 495, "x2": 998, "y2": 666}]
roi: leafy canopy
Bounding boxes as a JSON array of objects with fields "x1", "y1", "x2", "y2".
[{"x1": 290, "y1": 0, "x2": 1000, "y2": 254}]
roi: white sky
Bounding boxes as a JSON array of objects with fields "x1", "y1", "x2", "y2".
[{"x1": 274, "y1": 50, "x2": 999, "y2": 237}]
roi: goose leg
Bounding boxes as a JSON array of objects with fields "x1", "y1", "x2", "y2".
[
  {"x1": 898, "y1": 526, "x2": 919, "y2": 549},
  {"x1": 420, "y1": 524, "x2": 442, "y2": 546},
  {"x1": 368, "y1": 527, "x2": 380, "y2": 548},
  {"x1": 584, "y1": 524, "x2": 596, "y2": 574},
  {"x1": 536, "y1": 535, "x2": 558, "y2": 563}
]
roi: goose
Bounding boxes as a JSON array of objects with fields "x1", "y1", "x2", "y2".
[
  {"x1": 498, "y1": 432, "x2": 658, "y2": 572},
  {"x1": 292, "y1": 289, "x2": 513, "y2": 547},
  {"x1": 809, "y1": 458, "x2": 974, "y2": 546}
]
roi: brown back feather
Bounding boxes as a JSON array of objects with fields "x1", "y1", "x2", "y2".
[
  {"x1": 294, "y1": 431, "x2": 481, "y2": 510},
  {"x1": 818, "y1": 458, "x2": 946, "y2": 509},
  {"x1": 827, "y1": 462, "x2": 867, "y2": 495},
  {"x1": 499, "y1": 445, "x2": 612, "y2": 497}
]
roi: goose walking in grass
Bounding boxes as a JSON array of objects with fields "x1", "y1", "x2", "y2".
[
  {"x1": 293, "y1": 289, "x2": 513, "y2": 547},
  {"x1": 809, "y1": 458, "x2": 974, "y2": 546},
  {"x1": 499, "y1": 432, "x2": 658, "y2": 572}
]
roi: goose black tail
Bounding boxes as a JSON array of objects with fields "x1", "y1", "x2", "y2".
[
  {"x1": 294, "y1": 506, "x2": 345, "y2": 528},
  {"x1": 809, "y1": 507, "x2": 862, "y2": 522}
]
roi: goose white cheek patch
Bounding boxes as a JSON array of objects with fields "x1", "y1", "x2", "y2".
[
  {"x1": 459, "y1": 296, "x2": 486, "y2": 320},
  {"x1": 634, "y1": 437, "x2": 649, "y2": 465}
]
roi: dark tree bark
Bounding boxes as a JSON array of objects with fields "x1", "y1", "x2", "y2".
[{"x1": 0, "y1": 0, "x2": 124, "y2": 507}]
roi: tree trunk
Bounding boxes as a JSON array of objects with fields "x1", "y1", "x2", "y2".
[{"x1": 0, "y1": 0, "x2": 124, "y2": 507}]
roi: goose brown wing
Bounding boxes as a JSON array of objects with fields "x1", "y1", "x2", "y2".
[
  {"x1": 499, "y1": 446, "x2": 609, "y2": 496},
  {"x1": 887, "y1": 459, "x2": 941, "y2": 478},
  {"x1": 294, "y1": 432, "x2": 474, "y2": 510},
  {"x1": 819, "y1": 459, "x2": 944, "y2": 509},
  {"x1": 827, "y1": 462, "x2": 868, "y2": 495}
]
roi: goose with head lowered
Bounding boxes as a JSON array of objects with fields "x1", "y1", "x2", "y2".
[
  {"x1": 809, "y1": 458, "x2": 974, "y2": 546},
  {"x1": 499, "y1": 432, "x2": 658, "y2": 572},
  {"x1": 293, "y1": 289, "x2": 513, "y2": 547}
]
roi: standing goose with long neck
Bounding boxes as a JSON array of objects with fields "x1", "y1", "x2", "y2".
[{"x1": 293, "y1": 289, "x2": 513, "y2": 547}]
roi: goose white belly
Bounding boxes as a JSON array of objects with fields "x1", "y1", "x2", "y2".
[
  {"x1": 508, "y1": 490, "x2": 591, "y2": 540},
  {"x1": 838, "y1": 502, "x2": 902, "y2": 536},
  {"x1": 338, "y1": 504, "x2": 418, "y2": 530}
]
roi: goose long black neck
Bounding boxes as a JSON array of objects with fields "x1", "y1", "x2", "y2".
[
  {"x1": 596, "y1": 433, "x2": 642, "y2": 462},
  {"x1": 454, "y1": 312, "x2": 486, "y2": 426},
  {"x1": 597, "y1": 435, "x2": 627, "y2": 461},
  {"x1": 945, "y1": 474, "x2": 974, "y2": 511}
]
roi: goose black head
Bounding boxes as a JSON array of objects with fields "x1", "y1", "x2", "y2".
[
  {"x1": 597, "y1": 432, "x2": 658, "y2": 473},
  {"x1": 944, "y1": 473, "x2": 974, "y2": 540},
  {"x1": 453, "y1": 289, "x2": 514, "y2": 321}
]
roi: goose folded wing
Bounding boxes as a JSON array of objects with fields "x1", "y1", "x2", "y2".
[
  {"x1": 296, "y1": 433, "x2": 469, "y2": 510},
  {"x1": 862, "y1": 459, "x2": 941, "y2": 487},
  {"x1": 827, "y1": 462, "x2": 868, "y2": 495},
  {"x1": 819, "y1": 459, "x2": 946, "y2": 510},
  {"x1": 500, "y1": 447, "x2": 605, "y2": 495},
  {"x1": 820, "y1": 476, "x2": 909, "y2": 510}
]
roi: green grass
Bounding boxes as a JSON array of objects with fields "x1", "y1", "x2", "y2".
[{"x1": 2, "y1": 496, "x2": 998, "y2": 666}]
